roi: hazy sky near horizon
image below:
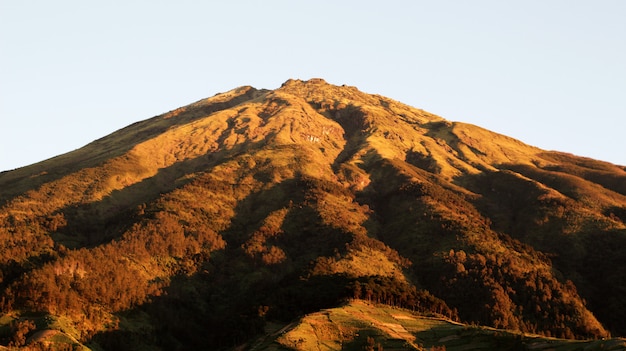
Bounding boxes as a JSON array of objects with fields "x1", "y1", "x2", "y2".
[{"x1": 1, "y1": 1, "x2": 625, "y2": 172}]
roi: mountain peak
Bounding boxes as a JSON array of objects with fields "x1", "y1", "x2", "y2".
[{"x1": 281, "y1": 77, "x2": 329, "y2": 86}]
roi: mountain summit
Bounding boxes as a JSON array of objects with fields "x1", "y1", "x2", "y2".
[{"x1": 1, "y1": 79, "x2": 625, "y2": 350}]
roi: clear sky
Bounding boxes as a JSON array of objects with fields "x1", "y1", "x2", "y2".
[{"x1": 1, "y1": 1, "x2": 625, "y2": 172}]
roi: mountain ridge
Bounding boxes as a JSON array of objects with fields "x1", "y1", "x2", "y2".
[{"x1": 1, "y1": 78, "x2": 625, "y2": 350}]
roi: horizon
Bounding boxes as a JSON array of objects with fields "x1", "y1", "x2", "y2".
[{"x1": 1, "y1": 1, "x2": 625, "y2": 171}]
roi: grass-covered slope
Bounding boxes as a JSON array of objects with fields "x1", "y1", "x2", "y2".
[
  {"x1": 0, "y1": 78, "x2": 625, "y2": 350},
  {"x1": 260, "y1": 300, "x2": 626, "y2": 351}
]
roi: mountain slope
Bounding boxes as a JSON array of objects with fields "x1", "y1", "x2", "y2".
[
  {"x1": 260, "y1": 300, "x2": 626, "y2": 351},
  {"x1": 1, "y1": 78, "x2": 625, "y2": 350}
]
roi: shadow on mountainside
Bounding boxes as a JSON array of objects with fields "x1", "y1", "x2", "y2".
[
  {"x1": 85, "y1": 177, "x2": 361, "y2": 350},
  {"x1": 50, "y1": 137, "x2": 272, "y2": 249},
  {"x1": 0, "y1": 135, "x2": 281, "y2": 315},
  {"x1": 456, "y1": 168, "x2": 626, "y2": 337}
]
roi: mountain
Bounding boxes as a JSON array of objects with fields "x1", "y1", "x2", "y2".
[{"x1": 1, "y1": 78, "x2": 625, "y2": 350}]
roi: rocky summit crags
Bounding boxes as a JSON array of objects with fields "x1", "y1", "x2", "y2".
[{"x1": 1, "y1": 79, "x2": 625, "y2": 350}]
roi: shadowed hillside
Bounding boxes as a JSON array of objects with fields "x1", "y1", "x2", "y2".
[{"x1": 1, "y1": 78, "x2": 625, "y2": 350}]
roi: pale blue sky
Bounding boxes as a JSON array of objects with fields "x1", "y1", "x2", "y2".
[{"x1": 1, "y1": 1, "x2": 625, "y2": 172}]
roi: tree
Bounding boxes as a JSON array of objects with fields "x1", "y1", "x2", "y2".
[{"x1": 9, "y1": 319, "x2": 36, "y2": 347}]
